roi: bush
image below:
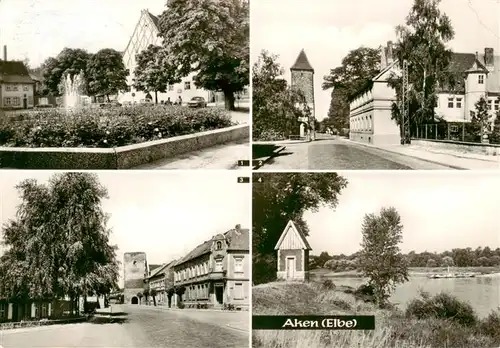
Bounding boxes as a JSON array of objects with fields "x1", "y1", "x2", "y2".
[
  {"x1": 405, "y1": 291, "x2": 477, "y2": 327},
  {"x1": 477, "y1": 310, "x2": 500, "y2": 342},
  {"x1": 177, "y1": 302, "x2": 185, "y2": 309},
  {"x1": 0, "y1": 105, "x2": 233, "y2": 148},
  {"x1": 322, "y1": 279, "x2": 335, "y2": 290}
]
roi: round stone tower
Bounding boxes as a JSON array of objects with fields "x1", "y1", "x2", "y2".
[{"x1": 290, "y1": 49, "x2": 315, "y2": 140}]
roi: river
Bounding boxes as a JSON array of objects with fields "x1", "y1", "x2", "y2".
[{"x1": 330, "y1": 273, "x2": 500, "y2": 318}]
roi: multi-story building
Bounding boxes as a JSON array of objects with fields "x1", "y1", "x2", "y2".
[
  {"x1": 0, "y1": 46, "x2": 35, "y2": 110},
  {"x1": 172, "y1": 225, "x2": 249, "y2": 310},
  {"x1": 349, "y1": 41, "x2": 500, "y2": 145},
  {"x1": 145, "y1": 260, "x2": 176, "y2": 306}
]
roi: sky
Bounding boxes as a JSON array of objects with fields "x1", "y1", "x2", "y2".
[
  {"x1": 251, "y1": 0, "x2": 500, "y2": 120},
  {"x1": 0, "y1": 171, "x2": 250, "y2": 288},
  {"x1": 304, "y1": 171, "x2": 500, "y2": 255},
  {"x1": 0, "y1": 0, "x2": 166, "y2": 67}
]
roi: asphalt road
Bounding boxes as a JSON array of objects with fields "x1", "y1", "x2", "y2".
[
  {"x1": 262, "y1": 134, "x2": 453, "y2": 170},
  {"x1": 0, "y1": 305, "x2": 248, "y2": 348}
]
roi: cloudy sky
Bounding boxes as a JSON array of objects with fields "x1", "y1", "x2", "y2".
[
  {"x1": 251, "y1": 0, "x2": 500, "y2": 120},
  {"x1": 304, "y1": 171, "x2": 500, "y2": 255},
  {"x1": 0, "y1": 171, "x2": 250, "y2": 287},
  {"x1": 0, "y1": 0, "x2": 166, "y2": 67}
]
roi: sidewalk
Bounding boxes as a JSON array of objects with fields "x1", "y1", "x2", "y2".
[{"x1": 341, "y1": 138, "x2": 500, "y2": 169}]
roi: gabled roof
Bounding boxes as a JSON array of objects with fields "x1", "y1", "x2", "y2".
[
  {"x1": 274, "y1": 220, "x2": 312, "y2": 250},
  {"x1": 0, "y1": 61, "x2": 35, "y2": 84},
  {"x1": 123, "y1": 9, "x2": 161, "y2": 57},
  {"x1": 291, "y1": 49, "x2": 314, "y2": 72},
  {"x1": 174, "y1": 226, "x2": 249, "y2": 267},
  {"x1": 146, "y1": 259, "x2": 177, "y2": 280}
]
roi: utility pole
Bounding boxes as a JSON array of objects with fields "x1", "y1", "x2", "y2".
[{"x1": 402, "y1": 60, "x2": 410, "y2": 144}]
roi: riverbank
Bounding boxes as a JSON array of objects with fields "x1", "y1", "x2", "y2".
[
  {"x1": 311, "y1": 266, "x2": 500, "y2": 279},
  {"x1": 252, "y1": 281, "x2": 500, "y2": 348}
]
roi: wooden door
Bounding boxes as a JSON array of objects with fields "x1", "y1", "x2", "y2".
[{"x1": 286, "y1": 257, "x2": 295, "y2": 279}]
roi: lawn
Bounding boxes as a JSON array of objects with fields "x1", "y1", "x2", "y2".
[
  {"x1": 0, "y1": 105, "x2": 233, "y2": 148},
  {"x1": 252, "y1": 281, "x2": 500, "y2": 348}
]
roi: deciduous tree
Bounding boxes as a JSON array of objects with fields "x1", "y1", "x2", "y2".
[
  {"x1": 133, "y1": 45, "x2": 179, "y2": 104},
  {"x1": 158, "y1": 0, "x2": 249, "y2": 110},
  {"x1": 358, "y1": 207, "x2": 409, "y2": 307},
  {"x1": 388, "y1": 0, "x2": 455, "y2": 139},
  {"x1": 252, "y1": 173, "x2": 348, "y2": 284},
  {"x1": 470, "y1": 96, "x2": 491, "y2": 142},
  {"x1": 86, "y1": 48, "x2": 128, "y2": 102}
]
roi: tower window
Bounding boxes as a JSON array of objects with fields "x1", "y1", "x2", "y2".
[
  {"x1": 216, "y1": 241, "x2": 222, "y2": 250},
  {"x1": 478, "y1": 75, "x2": 484, "y2": 84},
  {"x1": 455, "y1": 98, "x2": 462, "y2": 108}
]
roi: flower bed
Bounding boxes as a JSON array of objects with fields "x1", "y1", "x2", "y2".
[{"x1": 0, "y1": 105, "x2": 233, "y2": 148}]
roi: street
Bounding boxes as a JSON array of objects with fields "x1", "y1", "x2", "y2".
[
  {"x1": 0, "y1": 305, "x2": 248, "y2": 348},
  {"x1": 257, "y1": 133, "x2": 469, "y2": 170}
]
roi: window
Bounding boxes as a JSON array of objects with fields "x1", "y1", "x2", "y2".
[
  {"x1": 168, "y1": 84, "x2": 174, "y2": 91},
  {"x1": 23, "y1": 85, "x2": 29, "y2": 91},
  {"x1": 13, "y1": 97, "x2": 20, "y2": 106},
  {"x1": 184, "y1": 81, "x2": 191, "y2": 90},
  {"x1": 495, "y1": 100, "x2": 499, "y2": 111},
  {"x1": 216, "y1": 241, "x2": 222, "y2": 250},
  {"x1": 455, "y1": 98, "x2": 462, "y2": 108},
  {"x1": 450, "y1": 125, "x2": 459, "y2": 132},
  {"x1": 447, "y1": 98, "x2": 454, "y2": 108},
  {"x1": 234, "y1": 283, "x2": 243, "y2": 300},
  {"x1": 234, "y1": 257, "x2": 243, "y2": 273},
  {"x1": 215, "y1": 259, "x2": 223, "y2": 272},
  {"x1": 5, "y1": 97, "x2": 11, "y2": 105},
  {"x1": 12, "y1": 85, "x2": 18, "y2": 91},
  {"x1": 6, "y1": 85, "x2": 11, "y2": 91},
  {"x1": 0, "y1": 303, "x2": 5, "y2": 319},
  {"x1": 478, "y1": 75, "x2": 484, "y2": 84},
  {"x1": 488, "y1": 100, "x2": 493, "y2": 110}
]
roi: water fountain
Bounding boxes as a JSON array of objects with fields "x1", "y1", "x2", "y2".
[{"x1": 61, "y1": 71, "x2": 85, "y2": 111}]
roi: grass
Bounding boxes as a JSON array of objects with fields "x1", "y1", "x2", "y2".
[{"x1": 252, "y1": 281, "x2": 500, "y2": 348}]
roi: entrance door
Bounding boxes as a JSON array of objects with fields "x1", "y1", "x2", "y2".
[
  {"x1": 286, "y1": 257, "x2": 295, "y2": 280},
  {"x1": 23, "y1": 97, "x2": 27, "y2": 109},
  {"x1": 299, "y1": 123, "x2": 305, "y2": 138},
  {"x1": 215, "y1": 285, "x2": 223, "y2": 304},
  {"x1": 131, "y1": 296, "x2": 138, "y2": 304}
]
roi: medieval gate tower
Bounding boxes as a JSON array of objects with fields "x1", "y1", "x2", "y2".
[
  {"x1": 123, "y1": 252, "x2": 148, "y2": 304},
  {"x1": 290, "y1": 49, "x2": 315, "y2": 140}
]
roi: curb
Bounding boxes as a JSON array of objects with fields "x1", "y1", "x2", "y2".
[
  {"x1": 341, "y1": 139, "x2": 467, "y2": 170},
  {"x1": 0, "y1": 316, "x2": 88, "y2": 331},
  {"x1": 226, "y1": 324, "x2": 248, "y2": 333},
  {"x1": 0, "y1": 124, "x2": 249, "y2": 169},
  {"x1": 253, "y1": 146, "x2": 286, "y2": 170}
]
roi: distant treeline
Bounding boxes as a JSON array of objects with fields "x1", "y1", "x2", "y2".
[{"x1": 311, "y1": 247, "x2": 500, "y2": 271}]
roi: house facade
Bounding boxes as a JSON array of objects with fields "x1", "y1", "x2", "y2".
[
  {"x1": 349, "y1": 41, "x2": 500, "y2": 145},
  {"x1": 0, "y1": 58, "x2": 35, "y2": 110},
  {"x1": 145, "y1": 260, "x2": 176, "y2": 306},
  {"x1": 172, "y1": 225, "x2": 249, "y2": 309},
  {"x1": 119, "y1": 9, "x2": 249, "y2": 105},
  {"x1": 275, "y1": 220, "x2": 312, "y2": 282}
]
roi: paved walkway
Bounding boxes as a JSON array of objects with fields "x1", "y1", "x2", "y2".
[{"x1": 134, "y1": 139, "x2": 250, "y2": 169}]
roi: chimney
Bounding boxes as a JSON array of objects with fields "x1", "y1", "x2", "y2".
[
  {"x1": 3, "y1": 45, "x2": 6, "y2": 61},
  {"x1": 485, "y1": 47, "x2": 494, "y2": 69},
  {"x1": 386, "y1": 41, "x2": 394, "y2": 64},
  {"x1": 235, "y1": 224, "x2": 241, "y2": 231},
  {"x1": 380, "y1": 44, "x2": 387, "y2": 69}
]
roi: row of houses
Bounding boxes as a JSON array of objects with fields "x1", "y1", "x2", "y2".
[{"x1": 124, "y1": 224, "x2": 250, "y2": 310}]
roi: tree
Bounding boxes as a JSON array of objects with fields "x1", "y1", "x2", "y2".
[
  {"x1": 441, "y1": 255, "x2": 454, "y2": 267},
  {"x1": 252, "y1": 50, "x2": 310, "y2": 140},
  {"x1": 490, "y1": 98, "x2": 500, "y2": 144},
  {"x1": 470, "y1": 97, "x2": 492, "y2": 142},
  {"x1": 137, "y1": 292, "x2": 143, "y2": 305},
  {"x1": 143, "y1": 288, "x2": 150, "y2": 305},
  {"x1": 150, "y1": 288, "x2": 157, "y2": 306},
  {"x1": 42, "y1": 48, "x2": 92, "y2": 96},
  {"x1": 158, "y1": 0, "x2": 249, "y2": 110},
  {"x1": 86, "y1": 48, "x2": 128, "y2": 102},
  {"x1": 358, "y1": 207, "x2": 409, "y2": 307},
  {"x1": 133, "y1": 45, "x2": 179, "y2": 104},
  {"x1": 252, "y1": 173, "x2": 348, "y2": 284},
  {"x1": 388, "y1": 0, "x2": 455, "y2": 140},
  {"x1": 0, "y1": 173, "x2": 119, "y2": 315},
  {"x1": 426, "y1": 258, "x2": 437, "y2": 268},
  {"x1": 322, "y1": 47, "x2": 381, "y2": 131}
]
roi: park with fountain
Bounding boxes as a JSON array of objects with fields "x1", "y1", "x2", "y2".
[{"x1": 0, "y1": 71, "x2": 247, "y2": 169}]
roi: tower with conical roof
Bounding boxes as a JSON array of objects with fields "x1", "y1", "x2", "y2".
[{"x1": 291, "y1": 49, "x2": 315, "y2": 139}]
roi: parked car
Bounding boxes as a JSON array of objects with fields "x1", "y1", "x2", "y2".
[
  {"x1": 187, "y1": 96, "x2": 207, "y2": 108},
  {"x1": 34, "y1": 104, "x2": 54, "y2": 109}
]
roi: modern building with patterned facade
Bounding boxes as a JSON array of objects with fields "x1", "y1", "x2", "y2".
[
  {"x1": 349, "y1": 41, "x2": 500, "y2": 145},
  {"x1": 0, "y1": 46, "x2": 35, "y2": 110},
  {"x1": 172, "y1": 225, "x2": 250, "y2": 310},
  {"x1": 119, "y1": 9, "x2": 248, "y2": 105}
]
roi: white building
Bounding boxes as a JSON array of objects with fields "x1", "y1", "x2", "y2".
[
  {"x1": 120, "y1": 9, "x2": 216, "y2": 104},
  {"x1": 349, "y1": 41, "x2": 500, "y2": 145}
]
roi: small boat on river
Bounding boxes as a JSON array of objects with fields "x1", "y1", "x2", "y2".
[{"x1": 427, "y1": 267, "x2": 476, "y2": 279}]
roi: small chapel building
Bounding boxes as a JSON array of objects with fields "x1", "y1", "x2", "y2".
[{"x1": 275, "y1": 220, "x2": 312, "y2": 282}]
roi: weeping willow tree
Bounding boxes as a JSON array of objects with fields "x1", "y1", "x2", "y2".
[
  {"x1": 387, "y1": 0, "x2": 456, "y2": 139},
  {"x1": 0, "y1": 173, "x2": 119, "y2": 315}
]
